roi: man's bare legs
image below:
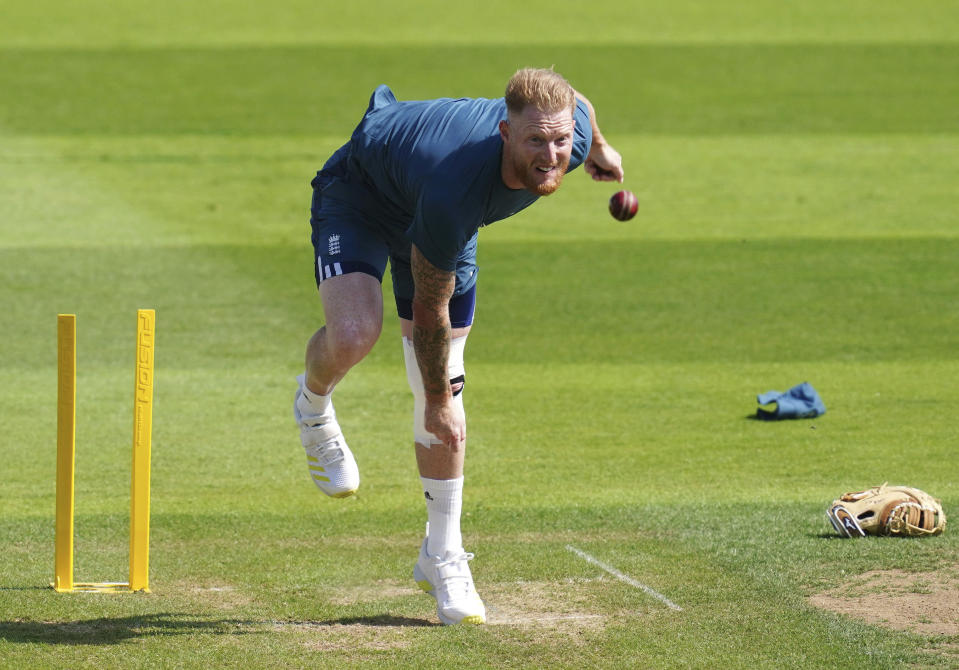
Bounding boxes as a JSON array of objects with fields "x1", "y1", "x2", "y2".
[{"x1": 296, "y1": 272, "x2": 383, "y2": 497}]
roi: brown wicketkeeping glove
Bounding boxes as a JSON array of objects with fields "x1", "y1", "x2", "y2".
[{"x1": 827, "y1": 484, "x2": 946, "y2": 537}]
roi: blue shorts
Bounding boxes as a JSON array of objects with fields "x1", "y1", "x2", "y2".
[{"x1": 310, "y1": 149, "x2": 478, "y2": 327}]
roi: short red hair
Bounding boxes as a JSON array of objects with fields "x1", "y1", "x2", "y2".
[{"x1": 504, "y1": 68, "x2": 576, "y2": 117}]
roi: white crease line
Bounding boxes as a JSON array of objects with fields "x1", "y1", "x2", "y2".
[{"x1": 566, "y1": 545, "x2": 683, "y2": 612}]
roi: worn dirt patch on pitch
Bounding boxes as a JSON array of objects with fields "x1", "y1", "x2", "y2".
[
  {"x1": 809, "y1": 564, "x2": 959, "y2": 636},
  {"x1": 326, "y1": 577, "x2": 614, "y2": 632},
  {"x1": 483, "y1": 578, "x2": 613, "y2": 631},
  {"x1": 279, "y1": 579, "x2": 612, "y2": 654}
]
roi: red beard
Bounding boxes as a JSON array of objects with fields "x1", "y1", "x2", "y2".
[{"x1": 510, "y1": 152, "x2": 570, "y2": 196}]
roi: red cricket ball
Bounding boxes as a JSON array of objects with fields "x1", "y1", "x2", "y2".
[{"x1": 609, "y1": 190, "x2": 638, "y2": 221}]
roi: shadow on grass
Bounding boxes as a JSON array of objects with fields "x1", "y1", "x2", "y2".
[
  {"x1": 742, "y1": 414, "x2": 821, "y2": 424},
  {"x1": 0, "y1": 613, "x2": 437, "y2": 644},
  {"x1": 308, "y1": 615, "x2": 436, "y2": 628},
  {"x1": 0, "y1": 613, "x2": 258, "y2": 645}
]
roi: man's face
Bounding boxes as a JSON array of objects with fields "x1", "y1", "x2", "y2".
[{"x1": 499, "y1": 105, "x2": 574, "y2": 196}]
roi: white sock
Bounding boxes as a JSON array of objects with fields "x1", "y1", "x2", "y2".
[
  {"x1": 297, "y1": 373, "x2": 332, "y2": 416},
  {"x1": 421, "y1": 476, "x2": 464, "y2": 557}
]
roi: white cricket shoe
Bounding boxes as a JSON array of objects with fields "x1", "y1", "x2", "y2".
[
  {"x1": 293, "y1": 374, "x2": 359, "y2": 498},
  {"x1": 413, "y1": 538, "x2": 486, "y2": 625}
]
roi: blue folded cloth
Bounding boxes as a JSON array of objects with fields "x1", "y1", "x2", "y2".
[{"x1": 756, "y1": 382, "x2": 826, "y2": 420}]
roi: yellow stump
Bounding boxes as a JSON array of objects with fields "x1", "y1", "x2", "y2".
[
  {"x1": 53, "y1": 310, "x2": 155, "y2": 593},
  {"x1": 129, "y1": 309, "x2": 155, "y2": 592},
  {"x1": 53, "y1": 314, "x2": 77, "y2": 593}
]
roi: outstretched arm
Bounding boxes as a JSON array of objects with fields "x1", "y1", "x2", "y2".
[
  {"x1": 573, "y1": 89, "x2": 625, "y2": 183},
  {"x1": 410, "y1": 244, "x2": 465, "y2": 451}
]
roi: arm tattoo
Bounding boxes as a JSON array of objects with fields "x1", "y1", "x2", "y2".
[{"x1": 411, "y1": 245, "x2": 455, "y2": 399}]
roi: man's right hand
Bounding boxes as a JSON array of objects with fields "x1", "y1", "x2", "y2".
[
  {"x1": 424, "y1": 396, "x2": 466, "y2": 451},
  {"x1": 585, "y1": 141, "x2": 624, "y2": 183}
]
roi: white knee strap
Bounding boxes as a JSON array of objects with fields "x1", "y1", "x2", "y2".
[{"x1": 403, "y1": 335, "x2": 467, "y2": 448}]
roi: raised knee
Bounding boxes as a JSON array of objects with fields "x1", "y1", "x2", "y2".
[{"x1": 327, "y1": 317, "x2": 380, "y2": 363}]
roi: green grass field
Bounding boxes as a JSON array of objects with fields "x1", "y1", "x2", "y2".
[{"x1": 2, "y1": 1, "x2": 958, "y2": 667}]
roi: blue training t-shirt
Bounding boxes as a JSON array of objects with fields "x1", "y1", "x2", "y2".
[{"x1": 322, "y1": 85, "x2": 593, "y2": 272}]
